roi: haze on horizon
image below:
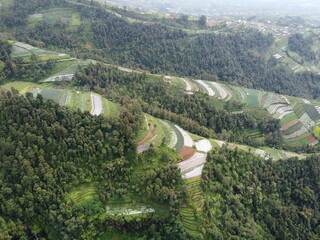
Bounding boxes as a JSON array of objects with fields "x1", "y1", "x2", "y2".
[{"x1": 100, "y1": 0, "x2": 320, "y2": 16}]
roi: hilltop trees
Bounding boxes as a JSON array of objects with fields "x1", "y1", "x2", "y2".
[{"x1": 202, "y1": 148, "x2": 320, "y2": 239}]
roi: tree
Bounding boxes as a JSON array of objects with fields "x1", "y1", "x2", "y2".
[{"x1": 199, "y1": 15, "x2": 207, "y2": 27}]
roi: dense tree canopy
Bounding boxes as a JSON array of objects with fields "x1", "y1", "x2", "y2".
[{"x1": 202, "y1": 148, "x2": 320, "y2": 239}]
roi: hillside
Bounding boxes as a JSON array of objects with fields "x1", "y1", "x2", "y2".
[
  {"x1": 1, "y1": 0, "x2": 320, "y2": 239},
  {"x1": 1, "y1": 0, "x2": 320, "y2": 98}
]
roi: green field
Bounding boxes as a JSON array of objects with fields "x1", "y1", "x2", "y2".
[
  {"x1": 40, "y1": 89, "x2": 63, "y2": 102},
  {"x1": 67, "y1": 91, "x2": 91, "y2": 112},
  {"x1": 280, "y1": 112, "x2": 298, "y2": 126},
  {"x1": 180, "y1": 176, "x2": 204, "y2": 238},
  {"x1": 67, "y1": 182, "x2": 98, "y2": 204},
  {"x1": 167, "y1": 122, "x2": 184, "y2": 152},
  {"x1": 71, "y1": 12, "x2": 81, "y2": 25},
  {"x1": 0, "y1": 81, "x2": 35, "y2": 93},
  {"x1": 102, "y1": 98, "x2": 120, "y2": 117},
  {"x1": 150, "y1": 118, "x2": 172, "y2": 147}
]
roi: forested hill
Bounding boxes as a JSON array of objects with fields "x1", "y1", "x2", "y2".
[
  {"x1": 2, "y1": 0, "x2": 320, "y2": 98},
  {"x1": 0, "y1": 90, "x2": 190, "y2": 239},
  {"x1": 202, "y1": 148, "x2": 320, "y2": 239}
]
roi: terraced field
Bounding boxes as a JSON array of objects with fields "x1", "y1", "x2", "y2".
[
  {"x1": 11, "y1": 42, "x2": 71, "y2": 61},
  {"x1": 180, "y1": 176, "x2": 204, "y2": 238},
  {"x1": 67, "y1": 182, "x2": 98, "y2": 204}
]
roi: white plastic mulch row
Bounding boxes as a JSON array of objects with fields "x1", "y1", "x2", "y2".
[
  {"x1": 303, "y1": 99, "x2": 311, "y2": 104},
  {"x1": 175, "y1": 125, "x2": 194, "y2": 147},
  {"x1": 90, "y1": 94, "x2": 103, "y2": 116},
  {"x1": 196, "y1": 80, "x2": 215, "y2": 97},
  {"x1": 277, "y1": 111, "x2": 294, "y2": 120},
  {"x1": 195, "y1": 139, "x2": 212, "y2": 153},
  {"x1": 107, "y1": 208, "x2": 155, "y2": 216},
  {"x1": 181, "y1": 78, "x2": 192, "y2": 92},
  {"x1": 299, "y1": 112, "x2": 315, "y2": 128},
  {"x1": 178, "y1": 152, "x2": 207, "y2": 173},
  {"x1": 211, "y1": 82, "x2": 228, "y2": 100},
  {"x1": 43, "y1": 74, "x2": 74, "y2": 82},
  {"x1": 267, "y1": 104, "x2": 287, "y2": 115},
  {"x1": 14, "y1": 42, "x2": 35, "y2": 50},
  {"x1": 182, "y1": 165, "x2": 204, "y2": 179}
]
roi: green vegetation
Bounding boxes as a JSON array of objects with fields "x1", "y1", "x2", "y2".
[
  {"x1": 1, "y1": 0, "x2": 320, "y2": 239},
  {"x1": 202, "y1": 148, "x2": 320, "y2": 239},
  {"x1": 313, "y1": 125, "x2": 320, "y2": 139}
]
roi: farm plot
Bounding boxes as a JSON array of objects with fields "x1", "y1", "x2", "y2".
[
  {"x1": 208, "y1": 81, "x2": 228, "y2": 100},
  {"x1": 42, "y1": 10, "x2": 81, "y2": 26},
  {"x1": 232, "y1": 86, "x2": 262, "y2": 107},
  {"x1": 160, "y1": 120, "x2": 178, "y2": 149},
  {"x1": 282, "y1": 121, "x2": 304, "y2": 135},
  {"x1": 166, "y1": 122, "x2": 184, "y2": 152},
  {"x1": 58, "y1": 90, "x2": 69, "y2": 106},
  {"x1": 178, "y1": 152, "x2": 207, "y2": 174},
  {"x1": 280, "y1": 112, "x2": 299, "y2": 126},
  {"x1": 106, "y1": 207, "x2": 155, "y2": 216},
  {"x1": 285, "y1": 132, "x2": 311, "y2": 145},
  {"x1": 0, "y1": 81, "x2": 35, "y2": 94},
  {"x1": 150, "y1": 119, "x2": 172, "y2": 147},
  {"x1": 67, "y1": 91, "x2": 91, "y2": 112},
  {"x1": 182, "y1": 165, "x2": 204, "y2": 179},
  {"x1": 306, "y1": 134, "x2": 318, "y2": 145},
  {"x1": 281, "y1": 119, "x2": 300, "y2": 131},
  {"x1": 11, "y1": 46, "x2": 32, "y2": 58},
  {"x1": 299, "y1": 112, "x2": 315, "y2": 129},
  {"x1": 135, "y1": 121, "x2": 157, "y2": 146},
  {"x1": 179, "y1": 146, "x2": 197, "y2": 161},
  {"x1": 39, "y1": 89, "x2": 63, "y2": 102},
  {"x1": 67, "y1": 182, "x2": 98, "y2": 204},
  {"x1": 180, "y1": 176, "x2": 204, "y2": 237},
  {"x1": 102, "y1": 98, "x2": 120, "y2": 117},
  {"x1": 43, "y1": 61, "x2": 85, "y2": 82},
  {"x1": 90, "y1": 94, "x2": 103, "y2": 116},
  {"x1": 283, "y1": 126, "x2": 308, "y2": 140},
  {"x1": 195, "y1": 139, "x2": 212, "y2": 153},
  {"x1": 11, "y1": 42, "x2": 66, "y2": 60},
  {"x1": 175, "y1": 125, "x2": 194, "y2": 147},
  {"x1": 196, "y1": 80, "x2": 215, "y2": 96},
  {"x1": 303, "y1": 104, "x2": 320, "y2": 122},
  {"x1": 181, "y1": 78, "x2": 193, "y2": 93}
]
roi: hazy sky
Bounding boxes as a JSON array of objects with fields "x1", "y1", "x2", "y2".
[{"x1": 102, "y1": 0, "x2": 320, "y2": 15}]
